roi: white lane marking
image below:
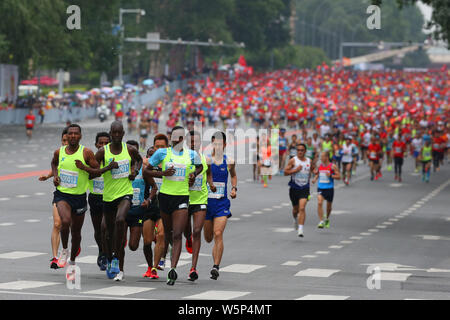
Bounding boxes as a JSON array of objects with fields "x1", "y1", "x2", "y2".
[
  {"x1": 329, "y1": 245, "x2": 343, "y2": 249},
  {"x1": 350, "y1": 236, "x2": 363, "y2": 240},
  {"x1": 282, "y1": 261, "x2": 302, "y2": 266},
  {"x1": 263, "y1": 208, "x2": 273, "y2": 211},
  {"x1": 76, "y1": 255, "x2": 99, "y2": 264},
  {"x1": 0, "y1": 251, "x2": 46, "y2": 259},
  {"x1": 83, "y1": 286, "x2": 155, "y2": 296},
  {"x1": 16, "y1": 195, "x2": 30, "y2": 198},
  {"x1": 220, "y1": 264, "x2": 266, "y2": 274},
  {"x1": 273, "y1": 206, "x2": 282, "y2": 209},
  {"x1": 228, "y1": 217, "x2": 241, "y2": 221},
  {"x1": 368, "y1": 229, "x2": 379, "y2": 232},
  {"x1": 301, "y1": 255, "x2": 317, "y2": 258},
  {"x1": 389, "y1": 218, "x2": 399, "y2": 222},
  {"x1": 446, "y1": 218, "x2": 450, "y2": 222},
  {"x1": 383, "y1": 222, "x2": 393, "y2": 225},
  {"x1": 380, "y1": 272, "x2": 412, "y2": 282},
  {"x1": 340, "y1": 240, "x2": 353, "y2": 244},
  {"x1": 295, "y1": 268, "x2": 340, "y2": 278},
  {"x1": 242, "y1": 214, "x2": 252, "y2": 217},
  {"x1": 389, "y1": 183, "x2": 403, "y2": 187},
  {"x1": 0, "y1": 223, "x2": 15, "y2": 227},
  {"x1": 360, "y1": 232, "x2": 371, "y2": 236},
  {"x1": 0, "y1": 198, "x2": 10, "y2": 201},
  {"x1": 245, "y1": 179, "x2": 253, "y2": 182},
  {"x1": 16, "y1": 164, "x2": 37, "y2": 168},
  {"x1": 34, "y1": 192, "x2": 46, "y2": 196},
  {"x1": 273, "y1": 228, "x2": 294, "y2": 233},
  {"x1": 376, "y1": 225, "x2": 387, "y2": 229},
  {"x1": 252, "y1": 211, "x2": 263, "y2": 214},
  {"x1": 0, "y1": 281, "x2": 61, "y2": 290},
  {"x1": 315, "y1": 251, "x2": 329, "y2": 255},
  {"x1": 412, "y1": 204, "x2": 421, "y2": 208},
  {"x1": 281, "y1": 203, "x2": 290, "y2": 206},
  {"x1": 297, "y1": 294, "x2": 349, "y2": 300},
  {"x1": 184, "y1": 290, "x2": 251, "y2": 300},
  {"x1": 415, "y1": 235, "x2": 450, "y2": 241},
  {"x1": 24, "y1": 219, "x2": 40, "y2": 223},
  {"x1": 427, "y1": 268, "x2": 450, "y2": 273},
  {"x1": 331, "y1": 210, "x2": 351, "y2": 215}
]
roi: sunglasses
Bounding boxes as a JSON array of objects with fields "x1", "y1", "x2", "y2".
[{"x1": 297, "y1": 149, "x2": 306, "y2": 152}]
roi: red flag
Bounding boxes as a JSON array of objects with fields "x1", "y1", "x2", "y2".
[{"x1": 238, "y1": 55, "x2": 247, "y2": 67}]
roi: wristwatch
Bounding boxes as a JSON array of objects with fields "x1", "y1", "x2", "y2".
[{"x1": 231, "y1": 186, "x2": 237, "y2": 191}]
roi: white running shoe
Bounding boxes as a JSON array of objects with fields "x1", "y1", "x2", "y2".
[
  {"x1": 114, "y1": 271, "x2": 124, "y2": 281},
  {"x1": 297, "y1": 229, "x2": 304, "y2": 237},
  {"x1": 57, "y1": 248, "x2": 69, "y2": 268}
]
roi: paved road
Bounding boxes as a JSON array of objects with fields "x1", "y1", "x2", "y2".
[{"x1": 0, "y1": 119, "x2": 449, "y2": 300}]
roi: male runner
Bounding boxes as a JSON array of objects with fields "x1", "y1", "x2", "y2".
[
  {"x1": 184, "y1": 131, "x2": 215, "y2": 281},
  {"x1": 93, "y1": 121, "x2": 143, "y2": 280},
  {"x1": 420, "y1": 135, "x2": 433, "y2": 183},
  {"x1": 25, "y1": 109, "x2": 36, "y2": 141},
  {"x1": 312, "y1": 151, "x2": 340, "y2": 229},
  {"x1": 392, "y1": 134, "x2": 407, "y2": 182},
  {"x1": 50, "y1": 124, "x2": 107, "y2": 281},
  {"x1": 146, "y1": 126, "x2": 203, "y2": 285},
  {"x1": 341, "y1": 136, "x2": 354, "y2": 185},
  {"x1": 278, "y1": 128, "x2": 288, "y2": 175},
  {"x1": 367, "y1": 135, "x2": 383, "y2": 181},
  {"x1": 39, "y1": 127, "x2": 68, "y2": 269},
  {"x1": 284, "y1": 143, "x2": 314, "y2": 237},
  {"x1": 204, "y1": 132, "x2": 237, "y2": 280}
]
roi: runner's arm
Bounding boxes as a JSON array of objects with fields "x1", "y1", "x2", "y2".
[
  {"x1": 331, "y1": 164, "x2": 341, "y2": 180},
  {"x1": 77, "y1": 148, "x2": 116, "y2": 177},
  {"x1": 39, "y1": 170, "x2": 53, "y2": 181},
  {"x1": 143, "y1": 169, "x2": 158, "y2": 202},
  {"x1": 228, "y1": 158, "x2": 237, "y2": 199},
  {"x1": 128, "y1": 145, "x2": 143, "y2": 181},
  {"x1": 51, "y1": 149, "x2": 60, "y2": 186}
]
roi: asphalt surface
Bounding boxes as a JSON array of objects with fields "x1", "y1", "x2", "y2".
[{"x1": 0, "y1": 118, "x2": 449, "y2": 300}]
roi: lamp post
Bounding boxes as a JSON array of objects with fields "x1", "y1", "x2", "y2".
[{"x1": 118, "y1": 8, "x2": 146, "y2": 86}]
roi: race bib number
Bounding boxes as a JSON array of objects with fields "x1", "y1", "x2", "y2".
[
  {"x1": 319, "y1": 172, "x2": 330, "y2": 184},
  {"x1": 60, "y1": 169, "x2": 78, "y2": 188},
  {"x1": 92, "y1": 177, "x2": 104, "y2": 194},
  {"x1": 165, "y1": 162, "x2": 187, "y2": 181},
  {"x1": 111, "y1": 159, "x2": 130, "y2": 179},
  {"x1": 263, "y1": 160, "x2": 271, "y2": 167},
  {"x1": 189, "y1": 175, "x2": 203, "y2": 191},
  {"x1": 395, "y1": 147, "x2": 402, "y2": 154},
  {"x1": 370, "y1": 152, "x2": 377, "y2": 159},
  {"x1": 208, "y1": 182, "x2": 225, "y2": 199},
  {"x1": 132, "y1": 188, "x2": 141, "y2": 206},
  {"x1": 433, "y1": 143, "x2": 440, "y2": 149},
  {"x1": 294, "y1": 172, "x2": 309, "y2": 186}
]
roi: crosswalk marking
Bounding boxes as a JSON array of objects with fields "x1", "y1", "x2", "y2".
[
  {"x1": 273, "y1": 228, "x2": 293, "y2": 233},
  {"x1": 376, "y1": 225, "x2": 387, "y2": 229},
  {"x1": 83, "y1": 286, "x2": 155, "y2": 296},
  {"x1": 295, "y1": 268, "x2": 340, "y2": 278},
  {"x1": 301, "y1": 255, "x2": 317, "y2": 258},
  {"x1": 360, "y1": 232, "x2": 371, "y2": 236},
  {"x1": 340, "y1": 240, "x2": 352, "y2": 244},
  {"x1": 282, "y1": 261, "x2": 302, "y2": 266},
  {"x1": 184, "y1": 290, "x2": 251, "y2": 300},
  {"x1": 0, "y1": 280, "x2": 61, "y2": 290},
  {"x1": 0, "y1": 223, "x2": 15, "y2": 227},
  {"x1": 315, "y1": 251, "x2": 329, "y2": 255},
  {"x1": 263, "y1": 208, "x2": 272, "y2": 211},
  {"x1": 76, "y1": 255, "x2": 99, "y2": 264},
  {"x1": 252, "y1": 211, "x2": 263, "y2": 214},
  {"x1": 328, "y1": 245, "x2": 343, "y2": 249},
  {"x1": 0, "y1": 251, "x2": 46, "y2": 259},
  {"x1": 0, "y1": 198, "x2": 10, "y2": 201},
  {"x1": 297, "y1": 294, "x2": 349, "y2": 300},
  {"x1": 220, "y1": 264, "x2": 266, "y2": 274},
  {"x1": 368, "y1": 229, "x2": 379, "y2": 232},
  {"x1": 350, "y1": 236, "x2": 363, "y2": 240},
  {"x1": 242, "y1": 214, "x2": 252, "y2": 217}
]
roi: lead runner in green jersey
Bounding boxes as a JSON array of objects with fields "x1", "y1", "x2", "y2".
[
  {"x1": 51, "y1": 124, "x2": 103, "y2": 277},
  {"x1": 93, "y1": 121, "x2": 143, "y2": 280}
]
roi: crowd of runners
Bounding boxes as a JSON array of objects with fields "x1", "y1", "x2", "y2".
[{"x1": 39, "y1": 65, "x2": 448, "y2": 285}]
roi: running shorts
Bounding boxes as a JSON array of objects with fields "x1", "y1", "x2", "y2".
[
  {"x1": 317, "y1": 188, "x2": 334, "y2": 202},
  {"x1": 206, "y1": 198, "x2": 231, "y2": 221},
  {"x1": 53, "y1": 190, "x2": 87, "y2": 216},
  {"x1": 158, "y1": 193, "x2": 189, "y2": 215},
  {"x1": 103, "y1": 194, "x2": 133, "y2": 214},
  {"x1": 289, "y1": 187, "x2": 310, "y2": 206},
  {"x1": 143, "y1": 199, "x2": 161, "y2": 222},
  {"x1": 88, "y1": 193, "x2": 103, "y2": 216},
  {"x1": 126, "y1": 206, "x2": 145, "y2": 227},
  {"x1": 369, "y1": 159, "x2": 379, "y2": 165},
  {"x1": 394, "y1": 157, "x2": 404, "y2": 166},
  {"x1": 189, "y1": 204, "x2": 207, "y2": 216}
]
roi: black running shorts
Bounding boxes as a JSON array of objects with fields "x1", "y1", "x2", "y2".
[
  {"x1": 158, "y1": 193, "x2": 189, "y2": 215},
  {"x1": 289, "y1": 187, "x2": 310, "y2": 206},
  {"x1": 53, "y1": 190, "x2": 87, "y2": 216}
]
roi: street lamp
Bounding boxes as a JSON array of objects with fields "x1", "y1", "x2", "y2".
[{"x1": 118, "y1": 8, "x2": 146, "y2": 86}]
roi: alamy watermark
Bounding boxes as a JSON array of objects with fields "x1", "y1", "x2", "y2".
[
  {"x1": 366, "y1": 266, "x2": 381, "y2": 290},
  {"x1": 66, "y1": 5, "x2": 81, "y2": 30},
  {"x1": 366, "y1": 5, "x2": 381, "y2": 30}
]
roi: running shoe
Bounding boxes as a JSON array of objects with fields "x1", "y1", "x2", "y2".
[
  {"x1": 114, "y1": 271, "x2": 124, "y2": 282},
  {"x1": 188, "y1": 267, "x2": 198, "y2": 282},
  {"x1": 185, "y1": 236, "x2": 193, "y2": 254},
  {"x1": 50, "y1": 257, "x2": 60, "y2": 270},
  {"x1": 167, "y1": 268, "x2": 177, "y2": 286},
  {"x1": 325, "y1": 219, "x2": 330, "y2": 229},
  {"x1": 157, "y1": 259, "x2": 165, "y2": 271},
  {"x1": 105, "y1": 260, "x2": 115, "y2": 279},
  {"x1": 387, "y1": 165, "x2": 392, "y2": 171},
  {"x1": 398, "y1": 177, "x2": 402, "y2": 183},
  {"x1": 414, "y1": 168, "x2": 419, "y2": 173},
  {"x1": 97, "y1": 253, "x2": 107, "y2": 271},
  {"x1": 317, "y1": 221, "x2": 325, "y2": 229},
  {"x1": 297, "y1": 229, "x2": 304, "y2": 238},
  {"x1": 143, "y1": 266, "x2": 152, "y2": 278},
  {"x1": 210, "y1": 267, "x2": 219, "y2": 280},
  {"x1": 57, "y1": 248, "x2": 69, "y2": 268},
  {"x1": 370, "y1": 175, "x2": 374, "y2": 181},
  {"x1": 150, "y1": 268, "x2": 159, "y2": 279},
  {"x1": 263, "y1": 183, "x2": 268, "y2": 188},
  {"x1": 110, "y1": 257, "x2": 120, "y2": 275}
]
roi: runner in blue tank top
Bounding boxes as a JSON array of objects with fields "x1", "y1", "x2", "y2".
[{"x1": 204, "y1": 132, "x2": 237, "y2": 281}]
